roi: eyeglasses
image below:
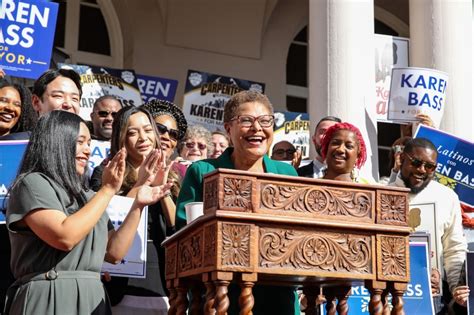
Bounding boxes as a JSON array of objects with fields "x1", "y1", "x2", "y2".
[
  {"x1": 273, "y1": 148, "x2": 296, "y2": 156},
  {"x1": 230, "y1": 115, "x2": 274, "y2": 128},
  {"x1": 97, "y1": 110, "x2": 118, "y2": 118},
  {"x1": 185, "y1": 142, "x2": 207, "y2": 150},
  {"x1": 156, "y1": 122, "x2": 179, "y2": 141},
  {"x1": 405, "y1": 154, "x2": 436, "y2": 172}
]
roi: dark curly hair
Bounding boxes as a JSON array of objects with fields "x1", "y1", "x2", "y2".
[
  {"x1": 141, "y1": 99, "x2": 188, "y2": 141},
  {"x1": 320, "y1": 122, "x2": 367, "y2": 169},
  {"x1": 0, "y1": 78, "x2": 37, "y2": 134}
]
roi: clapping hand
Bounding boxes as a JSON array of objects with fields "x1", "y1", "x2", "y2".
[
  {"x1": 136, "y1": 149, "x2": 174, "y2": 188},
  {"x1": 136, "y1": 149, "x2": 162, "y2": 187},
  {"x1": 102, "y1": 148, "x2": 126, "y2": 194},
  {"x1": 151, "y1": 153, "x2": 174, "y2": 187},
  {"x1": 135, "y1": 181, "x2": 174, "y2": 208}
]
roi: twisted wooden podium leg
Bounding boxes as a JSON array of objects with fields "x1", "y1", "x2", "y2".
[
  {"x1": 204, "y1": 279, "x2": 216, "y2": 315},
  {"x1": 175, "y1": 283, "x2": 189, "y2": 315},
  {"x1": 366, "y1": 280, "x2": 387, "y2": 315},
  {"x1": 239, "y1": 281, "x2": 255, "y2": 315},
  {"x1": 382, "y1": 291, "x2": 390, "y2": 315},
  {"x1": 214, "y1": 280, "x2": 230, "y2": 315},
  {"x1": 336, "y1": 286, "x2": 351, "y2": 315},
  {"x1": 167, "y1": 280, "x2": 177, "y2": 315},
  {"x1": 390, "y1": 282, "x2": 407, "y2": 315}
]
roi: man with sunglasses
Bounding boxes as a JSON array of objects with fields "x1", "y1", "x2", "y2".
[
  {"x1": 90, "y1": 95, "x2": 122, "y2": 140},
  {"x1": 271, "y1": 140, "x2": 302, "y2": 168},
  {"x1": 390, "y1": 138, "x2": 468, "y2": 313}
]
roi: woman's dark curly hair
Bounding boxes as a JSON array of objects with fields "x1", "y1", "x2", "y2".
[{"x1": 0, "y1": 78, "x2": 37, "y2": 133}]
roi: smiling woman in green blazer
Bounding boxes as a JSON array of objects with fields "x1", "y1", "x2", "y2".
[{"x1": 175, "y1": 90, "x2": 299, "y2": 315}]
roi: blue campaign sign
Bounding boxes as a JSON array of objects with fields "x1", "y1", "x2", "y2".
[
  {"x1": 0, "y1": 0, "x2": 58, "y2": 79},
  {"x1": 322, "y1": 242, "x2": 433, "y2": 314},
  {"x1": 0, "y1": 140, "x2": 28, "y2": 223},
  {"x1": 137, "y1": 74, "x2": 178, "y2": 103},
  {"x1": 414, "y1": 125, "x2": 474, "y2": 207}
]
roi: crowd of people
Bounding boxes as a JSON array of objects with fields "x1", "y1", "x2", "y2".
[{"x1": 0, "y1": 67, "x2": 469, "y2": 315}]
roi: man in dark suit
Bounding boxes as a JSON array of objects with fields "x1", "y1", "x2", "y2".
[{"x1": 297, "y1": 116, "x2": 341, "y2": 178}]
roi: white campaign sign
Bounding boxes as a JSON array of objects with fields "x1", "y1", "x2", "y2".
[
  {"x1": 101, "y1": 196, "x2": 148, "y2": 278},
  {"x1": 388, "y1": 67, "x2": 448, "y2": 128},
  {"x1": 374, "y1": 34, "x2": 409, "y2": 122}
]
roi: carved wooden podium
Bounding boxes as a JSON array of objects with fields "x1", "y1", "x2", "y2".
[{"x1": 163, "y1": 169, "x2": 411, "y2": 315}]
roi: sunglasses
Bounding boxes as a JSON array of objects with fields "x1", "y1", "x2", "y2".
[
  {"x1": 405, "y1": 154, "x2": 436, "y2": 172},
  {"x1": 273, "y1": 148, "x2": 296, "y2": 156},
  {"x1": 96, "y1": 110, "x2": 118, "y2": 118},
  {"x1": 156, "y1": 122, "x2": 179, "y2": 141},
  {"x1": 185, "y1": 142, "x2": 207, "y2": 150}
]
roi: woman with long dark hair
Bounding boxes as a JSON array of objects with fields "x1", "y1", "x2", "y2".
[
  {"x1": 5, "y1": 111, "x2": 171, "y2": 314},
  {"x1": 91, "y1": 106, "x2": 175, "y2": 314}
]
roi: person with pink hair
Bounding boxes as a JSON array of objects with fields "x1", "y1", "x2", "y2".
[{"x1": 320, "y1": 122, "x2": 369, "y2": 183}]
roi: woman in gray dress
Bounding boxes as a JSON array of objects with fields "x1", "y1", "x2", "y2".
[{"x1": 4, "y1": 111, "x2": 172, "y2": 315}]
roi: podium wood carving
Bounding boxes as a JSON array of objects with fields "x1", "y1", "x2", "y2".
[{"x1": 163, "y1": 169, "x2": 411, "y2": 315}]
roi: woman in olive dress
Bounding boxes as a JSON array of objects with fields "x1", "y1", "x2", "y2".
[{"x1": 5, "y1": 111, "x2": 172, "y2": 315}]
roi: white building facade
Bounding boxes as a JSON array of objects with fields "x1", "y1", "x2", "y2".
[{"x1": 52, "y1": 0, "x2": 473, "y2": 178}]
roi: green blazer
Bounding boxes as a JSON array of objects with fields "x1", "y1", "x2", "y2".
[
  {"x1": 176, "y1": 147, "x2": 297, "y2": 229},
  {"x1": 175, "y1": 148, "x2": 299, "y2": 315}
]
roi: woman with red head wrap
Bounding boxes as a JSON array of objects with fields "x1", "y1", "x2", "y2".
[{"x1": 320, "y1": 122, "x2": 368, "y2": 183}]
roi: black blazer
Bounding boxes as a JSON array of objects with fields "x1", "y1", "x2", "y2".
[{"x1": 297, "y1": 161, "x2": 314, "y2": 178}]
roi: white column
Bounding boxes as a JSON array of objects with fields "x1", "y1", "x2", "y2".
[
  {"x1": 308, "y1": 0, "x2": 378, "y2": 179},
  {"x1": 409, "y1": 0, "x2": 473, "y2": 141}
]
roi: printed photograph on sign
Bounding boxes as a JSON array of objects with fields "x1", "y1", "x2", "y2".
[
  {"x1": 374, "y1": 35, "x2": 409, "y2": 122},
  {"x1": 182, "y1": 70, "x2": 265, "y2": 131},
  {"x1": 409, "y1": 202, "x2": 441, "y2": 295},
  {"x1": 59, "y1": 63, "x2": 142, "y2": 121},
  {"x1": 387, "y1": 67, "x2": 448, "y2": 128},
  {"x1": 0, "y1": 0, "x2": 59, "y2": 79}
]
